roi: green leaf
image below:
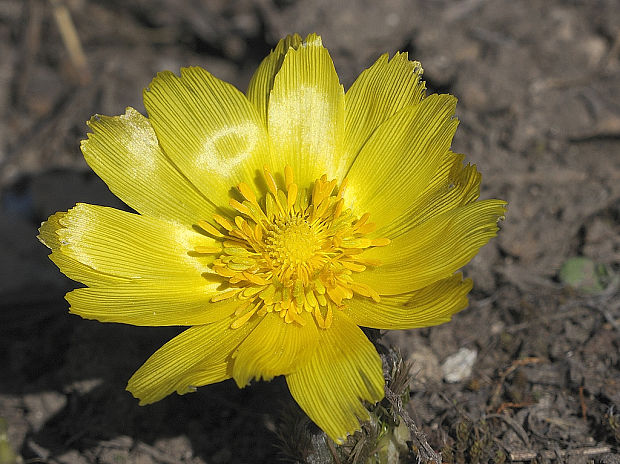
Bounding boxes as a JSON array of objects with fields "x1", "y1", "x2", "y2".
[{"x1": 559, "y1": 257, "x2": 608, "y2": 293}]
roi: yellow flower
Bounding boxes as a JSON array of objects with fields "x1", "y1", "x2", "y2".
[{"x1": 38, "y1": 33, "x2": 506, "y2": 443}]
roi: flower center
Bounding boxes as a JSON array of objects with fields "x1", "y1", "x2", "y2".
[
  {"x1": 266, "y1": 217, "x2": 320, "y2": 268},
  {"x1": 194, "y1": 166, "x2": 389, "y2": 329}
]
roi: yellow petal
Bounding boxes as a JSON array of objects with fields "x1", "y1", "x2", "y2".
[
  {"x1": 285, "y1": 312, "x2": 384, "y2": 444},
  {"x1": 39, "y1": 211, "x2": 66, "y2": 250},
  {"x1": 342, "y1": 53, "x2": 425, "y2": 175},
  {"x1": 232, "y1": 311, "x2": 317, "y2": 387},
  {"x1": 127, "y1": 317, "x2": 257, "y2": 405},
  {"x1": 266, "y1": 33, "x2": 345, "y2": 189},
  {"x1": 347, "y1": 273, "x2": 472, "y2": 329},
  {"x1": 246, "y1": 33, "x2": 303, "y2": 125},
  {"x1": 143, "y1": 67, "x2": 271, "y2": 207},
  {"x1": 344, "y1": 94, "x2": 458, "y2": 229},
  {"x1": 39, "y1": 212, "x2": 127, "y2": 286},
  {"x1": 81, "y1": 107, "x2": 216, "y2": 226},
  {"x1": 53, "y1": 203, "x2": 216, "y2": 280},
  {"x1": 378, "y1": 151, "x2": 482, "y2": 238},
  {"x1": 66, "y1": 279, "x2": 239, "y2": 326},
  {"x1": 354, "y1": 200, "x2": 507, "y2": 294}
]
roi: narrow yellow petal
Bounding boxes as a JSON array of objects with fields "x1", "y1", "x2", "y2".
[
  {"x1": 341, "y1": 53, "x2": 425, "y2": 177},
  {"x1": 378, "y1": 151, "x2": 482, "y2": 238},
  {"x1": 143, "y1": 67, "x2": 271, "y2": 207},
  {"x1": 355, "y1": 200, "x2": 507, "y2": 294},
  {"x1": 345, "y1": 94, "x2": 458, "y2": 229},
  {"x1": 81, "y1": 107, "x2": 216, "y2": 226},
  {"x1": 38, "y1": 212, "x2": 127, "y2": 287},
  {"x1": 347, "y1": 273, "x2": 472, "y2": 329},
  {"x1": 286, "y1": 312, "x2": 384, "y2": 444},
  {"x1": 127, "y1": 317, "x2": 257, "y2": 405},
  {"x1": 232, "y1": 311, "x2": 317, "y2": 387},
  {"x1": 53, "y1": 204, "x2": 216, "y2": 280},
  {"x1": 267, "y1": 34, "x2": 345, "y2": 189},
  {"x1": 67, "y1": 278, "x2": 238, "y2": 326},
  {"x1": 246, "y1": 33, "x2": 303, "y2": 124}
]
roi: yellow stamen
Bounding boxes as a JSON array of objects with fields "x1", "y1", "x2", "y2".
[
  {"x1": 243, "y1": 272, "x2": 269, "y2": 286},
  {"x1": 324, "y1": 303, "x2": 333, "y2": 328},
  {"x1": 197, "y1": 220, "x2": 225, "y2": 238},
  {"x1": 341, "y1": 261, "x2": 366, "y2": 272},
  {"x1": 231, "y1": 302, "x2": 261, "y2": 329},
  {"x1": 336, "y1": 178, "x2": 348, "y2": 199},
  {"x1": 284, "y1": 165, "x2": 294, "y2": 190},
  {"x1": 349, "y1": 282, "x2": 381, "y2": 303},
  {"x1": 263, "y1": 166, "x2": 278, "y2": 195},
  {"x1": 194, "y1": 245, "x2": 222, "y2": 254},
  {"x1": 237, "y1": 182, "x2": 257, "y2": 204},
  {"x1": 213, "y1": 215, "x2": 233, "y2": 231},
  {"x1": 200, "y1": 166, "x2": 386, "y2": 330},
  {"x1": 211, "y1": 288, "x2": 240, "y2": 302},
  {"x1": 287, "y1": 183, "x2": 297, "y2": 210},
  {"x1": 230, "y1": 199, "x2": 252, "y2": 216}
]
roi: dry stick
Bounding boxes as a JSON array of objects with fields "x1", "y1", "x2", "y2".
[
  {"x1": 495, "y1": 401, "x2": 535, "y2": 415},
  {"x1": 487, "y1": 357, "x2": 543, "y2": 413},
  {"x1": 16, "y1": 0, "x2": 43, "y2": 106},
  {"x1": 578, "y1": 386, "x2": 588, "y2": 421},
  {"x1": 508, "y1": 445, "x2": 611, "y2": 462},
  {"x1": 326, "y1": 440, "x2": 343, "y2": 464},
  {"x1": 487, "y1": 415, "x2": 613, "y2": 462},
  {"x1": 49, "y1": 0, "x2": 91, "y2": 85},
  {"x1": 485, "y1": 414, "x2": 531, "y2": 449},
  {"x1": 384, "y1": 385, "x2": 441, "y2": 463}
]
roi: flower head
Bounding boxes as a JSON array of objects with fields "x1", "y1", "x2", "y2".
[{"x1": 39, "y1": 33, "x2": 506, "y2": 443}]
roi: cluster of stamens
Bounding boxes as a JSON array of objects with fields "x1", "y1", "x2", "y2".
[{"x1": 194, "y1": 166, "x2": 389, "y2": 329}]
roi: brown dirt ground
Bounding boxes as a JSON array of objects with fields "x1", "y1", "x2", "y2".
[{"x1": 1, "y1": 0, "x2": 619, "y2": 463}]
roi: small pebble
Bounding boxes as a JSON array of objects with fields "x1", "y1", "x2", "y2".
[{"x1": 441, "y1": 348, "x2": 478, "y2": 383}]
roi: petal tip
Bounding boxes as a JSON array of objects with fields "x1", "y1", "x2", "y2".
[
  {"x1": 38, "y1": 211, "x2": 68, "y2": 249},
  {"x1": 303, "y1": 32, "x2": 323, "y2": 46}
]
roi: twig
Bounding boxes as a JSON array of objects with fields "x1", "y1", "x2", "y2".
[
  {"x1": 485, "y1": 414, "x2": 531, "y2": 449},
  {"x1": 49, "y1": 0, "x2": 91, "y2": 85},
  {"x1": 326, "y1": 439, "x2": 343, "y2": 464},
  {"x1": 508, "y1": 445, "x2": 611, "y2": 461},
  {"x1": 495, "y1": 401, "x2": 535, "y2": 415},
  {"x1": 578, "y1": 386, "x2": 588, "y2": 421},
  {"x1": 15, "y1": 0, "x2": 43, "y2": 107},
  {"x1": 26, "y1": 439, "x2": 50, "y2": 461},
  {"x1": 487, "y1": 357, "x2": 543, "y2": 412},
  {"x1": 384, "y1": 385, "x2": 441, "y2": 463}
]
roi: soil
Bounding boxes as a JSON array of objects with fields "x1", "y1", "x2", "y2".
[{"x1": 1, "y1": 0, "x2": 619, "y2": 463}]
